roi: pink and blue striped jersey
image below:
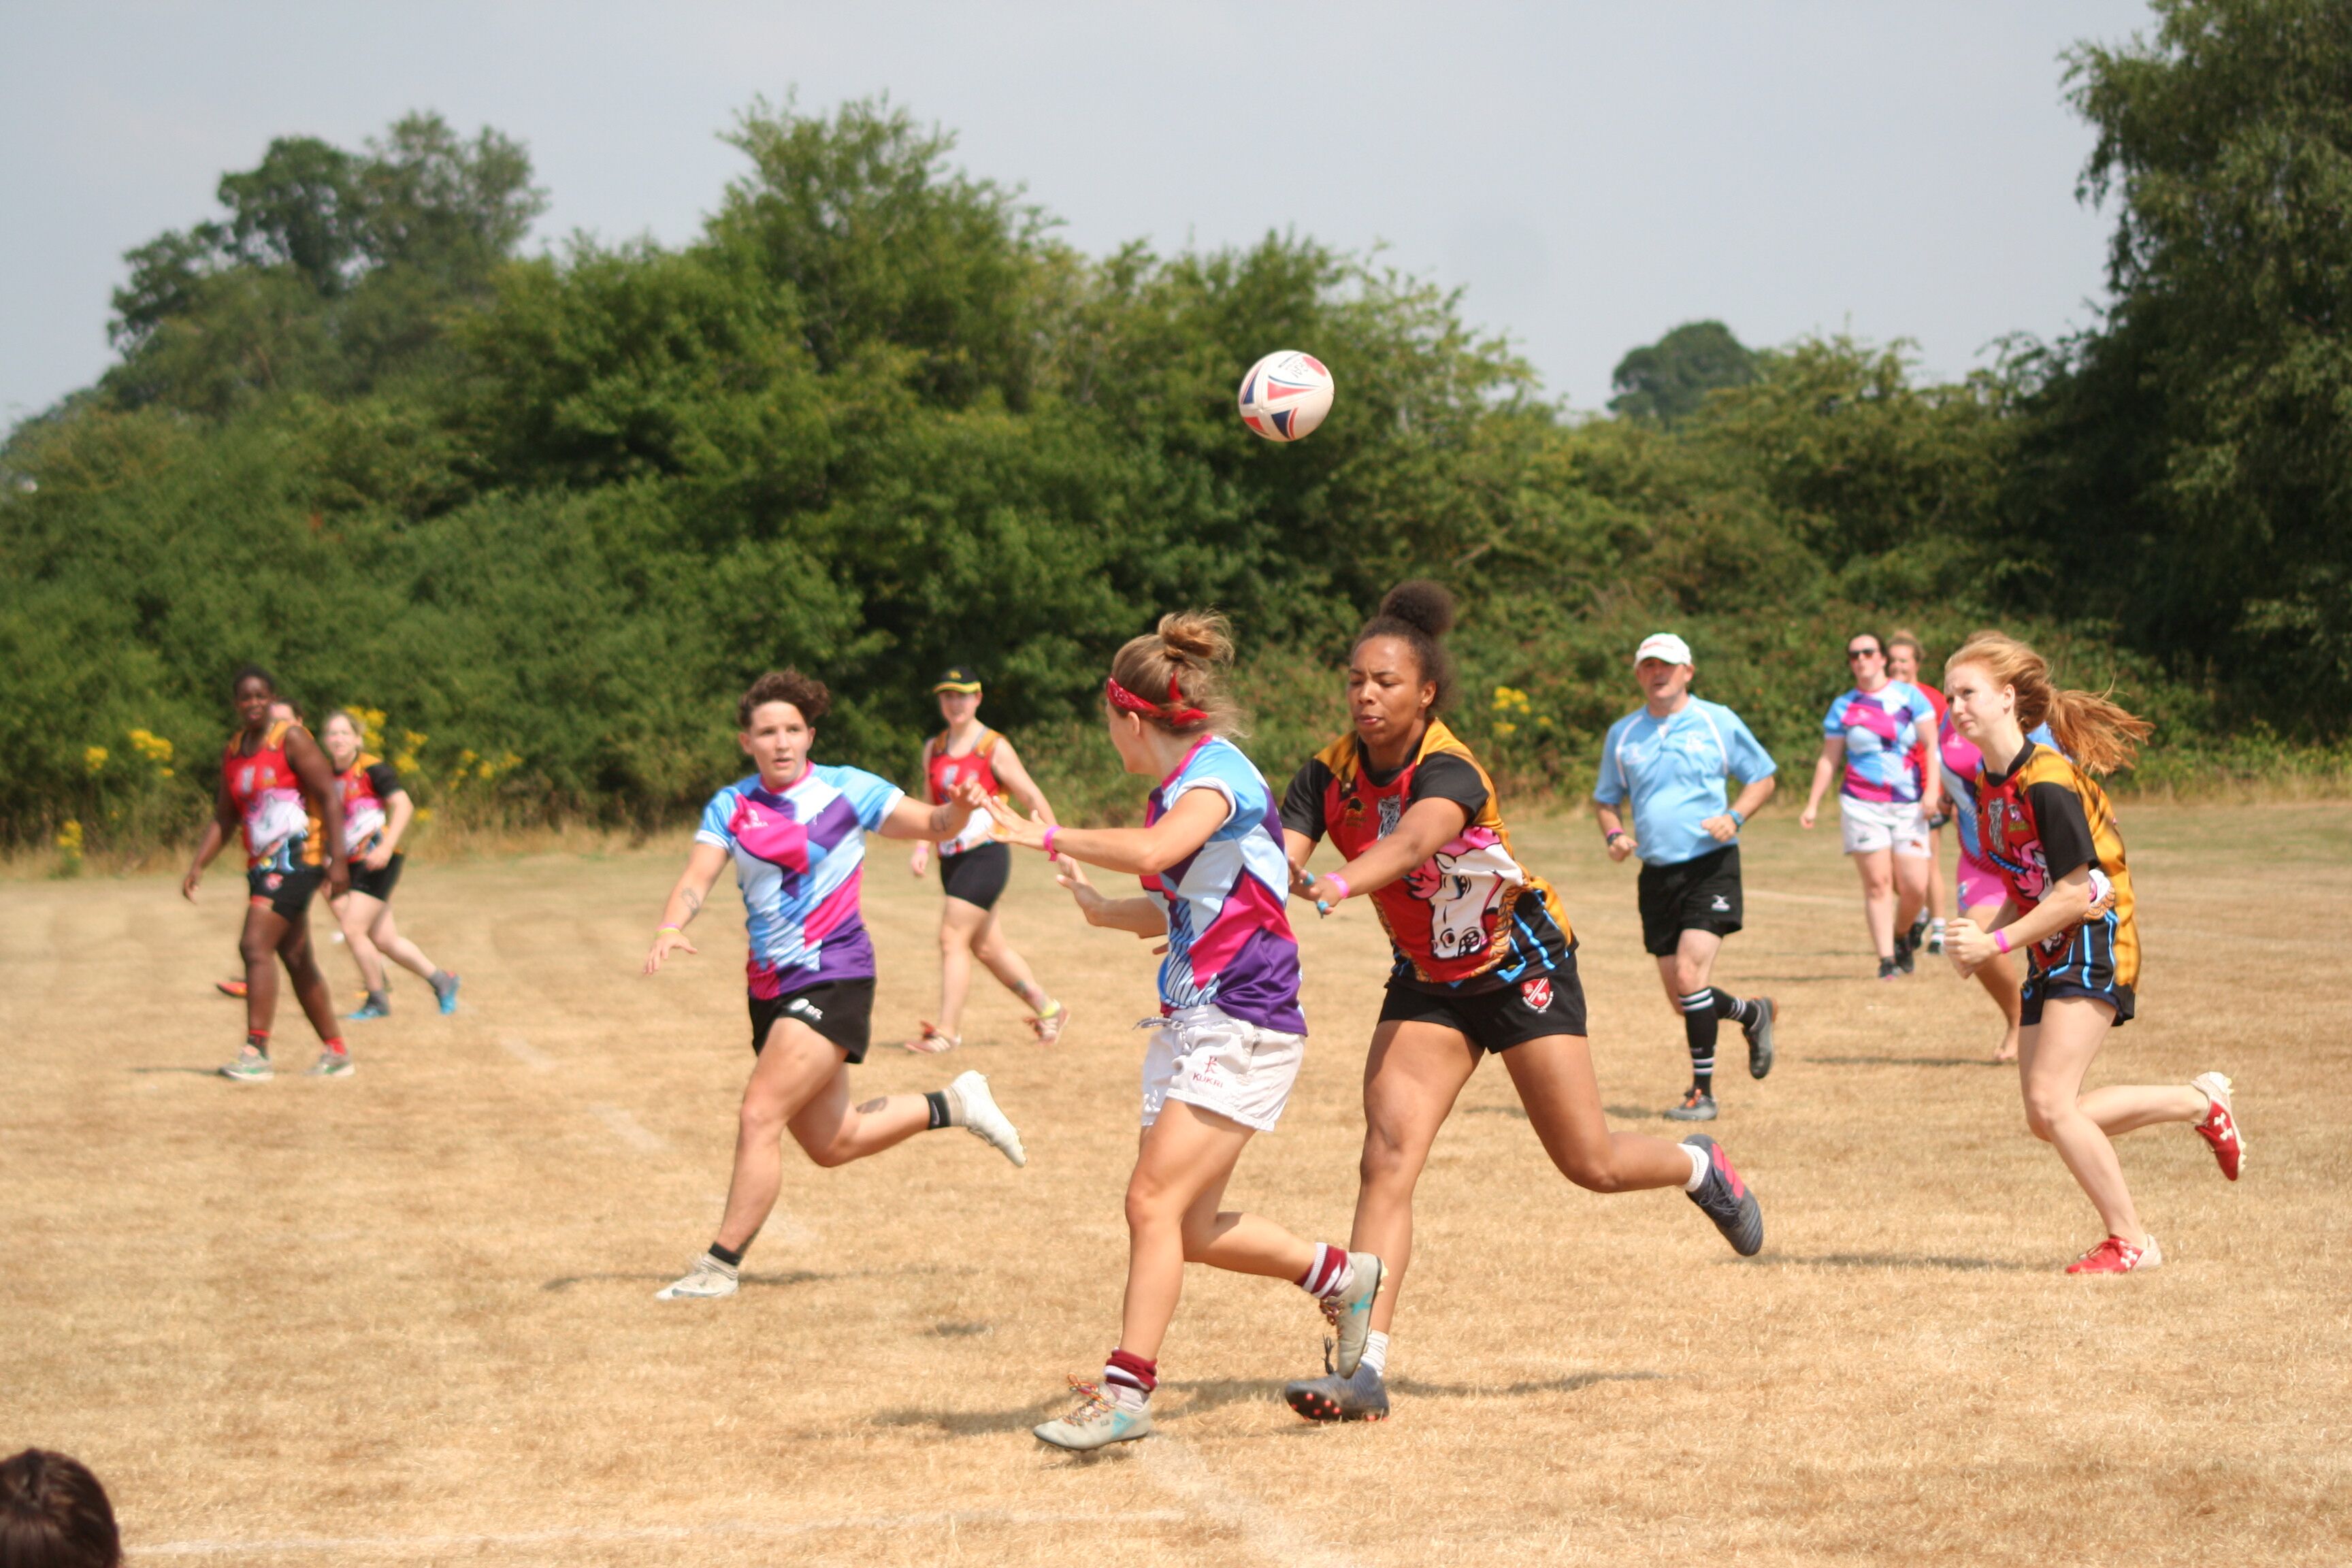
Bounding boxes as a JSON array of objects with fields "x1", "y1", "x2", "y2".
[
  {"x1": 1141, "y1": 736, "x2": 1306, "y2": 1035},
  {"x1": 1823, "y1": 682, "x2": 1938, "y2": 804},
  {"x1": 696, "y1": 765, "x2": 905, "y2": 997}
]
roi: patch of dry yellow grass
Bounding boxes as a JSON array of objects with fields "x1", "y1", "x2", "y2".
[{"x1": 3, "y1": 804, "x2": 2345, "y2": 1565}]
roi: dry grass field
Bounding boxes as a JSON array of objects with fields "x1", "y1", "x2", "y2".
[{"x1": 5, "y1": 802, "x2": 2347, "y2": 1566}]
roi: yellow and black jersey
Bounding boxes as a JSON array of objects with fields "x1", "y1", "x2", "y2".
[
  {"x1": 1281, "y1": 719, "x2": 1573, "y2": 990},
  {"x1": 1976, "y1": 739, "x2": 2138, "y2": 994}
]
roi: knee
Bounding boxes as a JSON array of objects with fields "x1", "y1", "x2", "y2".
[
  {"x1": 2021, "y1": 1094, "x2": 2067, "y2": 1143},
  {"x1": 1559, "y1": 1151, "x2": 1630, "y2": 1194},
  {"x1": 1357, "y1": 1128, "x2": 1414, "y2": 1190},
  {"x1": 238, "y1": 934, "x2": 274, "y2": 966},
  {"x1": 1123, "y1": 1182, "x2": 1177, "y2": 1237},
  {"x1": 803, "y1": 1139, "x2": 855, "y2": 1169},
  {"x1": 738, "y1": 1096, "x2": 787, "y2": 1145}
]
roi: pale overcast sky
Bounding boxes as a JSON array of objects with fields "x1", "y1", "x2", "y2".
[{"x1": 1, "y1": 1, "x2": 2155, "y2": 428}]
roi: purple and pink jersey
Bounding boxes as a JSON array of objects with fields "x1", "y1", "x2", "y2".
[
  {"x1": 1823, "y1": 682, "x2": 1937, "y2": 804},
  {"x1": 695, "y1": 764, "x2": 905, "y2": 998},
  {"x1": 1141, "y1": 736, "x2": 1307, "y2": 1035}
]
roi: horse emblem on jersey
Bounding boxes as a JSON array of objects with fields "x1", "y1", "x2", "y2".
[
  {"x1": 1376, "y1": 796, "x2": 1403, "y2": 837},
  {"x1": 1405, "y1": 827, "x2": 1514, "y2": 962},
  {"x1": 1520, "y1": 977, "x2": 1553, "y2": 1012}
]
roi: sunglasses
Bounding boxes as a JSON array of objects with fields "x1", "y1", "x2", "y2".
[{"x1": 1846, "y1": 647, "x2": 1882, "y2": 661}]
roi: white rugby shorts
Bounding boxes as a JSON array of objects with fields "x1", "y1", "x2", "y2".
[
  {"x1": 1840, "y1": 796, "x2": 1931, "y2": 857},
  {"x1": 1139, "y1": 1004, "x2": 1306, "y2": 1133}
]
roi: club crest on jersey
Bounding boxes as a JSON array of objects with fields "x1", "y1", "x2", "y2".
[
  {"x1": 1520, "y1": 977, "x2": 1553, "y2": 1013},
  {"x1": 1377, "y1": 796, "x2": 1403, "y2": 837}
]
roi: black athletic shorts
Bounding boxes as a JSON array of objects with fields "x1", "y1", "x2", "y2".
[
  {"x1": 937, "y1": 840, "x2": 1010, "y2": 911},
  {"x1": 2019, "y1": 925, "x2": 2135, "y2": 1029},
  {"x1": 1637, "y1": 843, "x2": 1744, "y2": 957},
  {"x1": 749, "y1": 978, "x2": 877, "y2": 1063},
  {"x1": 347, "y1": 852, "x2": 405, "y2": 902},
  {"x1": 1378, "y1": 945, "x2": 1588, "y2": 1053},
  {"x1": 246, "y1": 865, "x2": 323, "y2": 921}
]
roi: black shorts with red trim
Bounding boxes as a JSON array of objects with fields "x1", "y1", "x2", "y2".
[
  {"x1": 246, "y1": 865, "x2": 323, "y2": 921},
  {"x1": 749, "y1": 978, "x2": 877, "y2": 1064},
  {"x1": 1378, "y1": 945, "x2": 1588, "y2": 1053}
]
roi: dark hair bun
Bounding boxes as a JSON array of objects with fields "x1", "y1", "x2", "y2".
[{"x1": 1377, "y1": 580, "x2": 1455, "y2": 640}]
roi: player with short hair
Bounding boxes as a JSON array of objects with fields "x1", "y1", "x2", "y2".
[
  {"x1": 1942, "y1": 632, "x2": 2242, "y2": 1274},
  {"x1": 1593, "y1": 632, "x2": 1780, "y2": 1122},
  {"x1": 181, "y1": 666, "x2": 352, "y2": 1081},
  {"x1": 1277, "y1": 583, "x2": 1765, "y2": 1424},
  {"x1": 646, "y1": 670, "x2": 1029, "y2": 1303},
  {"x1": 902, "y1": 668, "x2": 1066, "y2": 1052},
  {"x1": 988, "y1": 610, "x2": 1382, "y2": 1452},
  {"x1": 0, "y1": 1448, "x2": 122, "y2": 1568},
  {"x1": 1797, "y1": 632, "x2": 1942, "y2": 979},
  {"x1": 320, "y1": 710, "x2": 459, "y2": 1026},
  {"x1": 1886, "y1": 630, "x2": 1950, "y2": 957}
]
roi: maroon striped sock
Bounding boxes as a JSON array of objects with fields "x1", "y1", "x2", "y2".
[
  {"x1": 1103, "y1": 1348, "x2": 1157, "y2": 1402},
  {"x1": 1297, "y1": 1242, "x2": 1349, "y2": 1298}
]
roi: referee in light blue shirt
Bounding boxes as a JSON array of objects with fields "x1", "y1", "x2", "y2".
[{"x1": 1593, "y1": 633, "x2": 1780, "y2": 1123}]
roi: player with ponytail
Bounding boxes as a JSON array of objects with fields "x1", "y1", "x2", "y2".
[
  {"x1": 1941, "y1": 632, "x2": 2244, "y2": 1275},
  {"x1": 987, "y1": 611, "x2": 1382, "y2": 1452},
  {"x1": 1275, "y1": 582, "x2": 1765, "y2": 1423}
]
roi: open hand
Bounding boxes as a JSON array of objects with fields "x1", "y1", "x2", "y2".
[
  {"x1": 644, "y1": 927, "x2": 698, "y2": 975},
  {"x1": 985, "y1": 793, "x2": 1051, "y2": 851}
]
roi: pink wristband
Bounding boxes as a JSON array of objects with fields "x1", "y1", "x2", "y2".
[
  {"x1": 1043, "y1": 826, "x2": 1060, "y2": 858},
  {"x1": 1320, "y1": 873, "x2": 1352, "y2": 904},
  {"x1": 1993, "y1": 929, "x2": 2011, "y2": 955}
]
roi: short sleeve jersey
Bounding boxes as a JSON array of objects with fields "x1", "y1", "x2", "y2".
[
  {"x1": 338, "y1": 755, "x2": 402, "y2": 855},
  {"x1": 1823, "y1": 682, "x2": 1938, "y2": 804},
  {"x1": 1281, "y1": 719, "x2": 1573, "y2": 992},
  {"x1": 1975, "y1": 740, "x2": 2138, "y2": 990},
  {"x1": 1593, "y1": 697, "x2": 1778, "y2": 867},
  {"x1": 1941, "y1": 720, "x2": 2055, "y2": 864},
  {"x1": 1143, "y1": 736, "x2": 1306, "y2": 1034},
  {"x1": 223, "y1": 721, "x2": 323, "y2": 872},
  {"x1": 695, "y1": 764, "x2": 905, "y2": 997}
]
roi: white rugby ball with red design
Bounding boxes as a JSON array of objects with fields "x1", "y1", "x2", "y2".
[{"x1": 1236, "y1": 349, "x2": 1335, "y2": 442}]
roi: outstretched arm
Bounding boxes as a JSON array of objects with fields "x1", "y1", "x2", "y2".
[
  {"x1": 1051, "y1": 857, "x2": 1167, "y2": 936},
  {"x1": 987, "y1": 786, "x2": 1229, "y2": 877},
  {"x1": 644, "y1": 841, "x2": 731, "y2": 973},
  {"x1": 1301, "y1": 796, "x2": 1469, "y2": 914},
  {"x1": 877, "y1": 779, "x2": 990, "y2": 843}
]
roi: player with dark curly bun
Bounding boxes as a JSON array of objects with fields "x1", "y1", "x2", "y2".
[{"x1": 1275, "y1": 582, "x2": 1767, "y2": 1423}]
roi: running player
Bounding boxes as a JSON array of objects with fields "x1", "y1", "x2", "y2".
[
  {"x1": 1887, "y1": 631, "x2": 1950, "y2": 956},
  {"x1": 902, "y1": 668, "x2": 1066, "y2": 1052},
  {"x1": 320, "y1": 710, "x2": 459, "y2": 1021},
  {"x1": 1797, "y1": 632, "x2": 1942, "y2": 978},
  {"x1": 647, "y1": 670, "x2": 1029, "y2": 1302},
  {"x1": 1937, "y1": 688, "x2": 2057, "y2": 1064},
  {"x1": 180, "y1": 667, "x2": 352, "y2": 1079},
  {"x1": 1277, "y1": 583, "x2": 1764, "y2": 1424},
  {"x1": 1593, "y1": 632, "x2": 1780, "y2": 1122},
  {"x1": 1941, "y1": 632, "x2": 2243, "y2": 1273},
  {"x1": 986, "y1": 612, "x2": 1380, "y2": 1452}
]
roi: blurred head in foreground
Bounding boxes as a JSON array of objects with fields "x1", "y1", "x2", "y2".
[{"x1": 0, "y1": 1449, "x2": 120, "y2": 1568}]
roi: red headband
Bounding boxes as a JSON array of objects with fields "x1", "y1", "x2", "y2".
[{"x1": 1106, "y1": 673, "x2": 1209, "y2": 726}]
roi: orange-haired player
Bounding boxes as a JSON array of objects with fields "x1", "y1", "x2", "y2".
[
  {"x1": 181, "y1": 666, "x2": 350, "y2": 1080},
  {"x1": 1277, "y1": 583, "x2": 1765, "y2": 1424},
  {"x1": 1942, "y1": 632, "x2": 2244, "y2": 1273}
]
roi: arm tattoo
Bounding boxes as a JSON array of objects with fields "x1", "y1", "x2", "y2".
[
  {"x1": 681, "y1": 888, "x2": 702, "y2": 915},
  {"x1": 855, "y1": 1096, "x2": 889, "y2": 1115}
]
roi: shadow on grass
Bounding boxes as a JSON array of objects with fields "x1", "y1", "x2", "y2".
[
  {"x1": 1390, "y1": 1369, "x2": 1666, "y2": 1399},
  {"x1": 1774, "y1": 1253, "x2": 2034, "y2": 1273},
  {"x1": 1803, "y1": 1054, "x2": 1997, "y2": 1069},
  {"x1": 930, "y1": 1321, "x2": 992, "y2": 1338},
  {"x1": 542, "y1": 1269, "x2": 827, "y2": 1292},
  {"x1": 128, "y1": 1066, "x2": 240, "y2": 1076}
]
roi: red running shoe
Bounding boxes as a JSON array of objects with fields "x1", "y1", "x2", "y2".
[
  {"x1": 214, "y1": 977, "x2": 247, "y2": 998},
  {"x1": 2065, "y1": 1233, "x2": 2163, "y2": 1275},
  {"x1": 2190, "y1": 1072, "x2": 2244, "y2": 1181}
]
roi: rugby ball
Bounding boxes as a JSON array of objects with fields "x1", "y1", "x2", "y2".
[{"x1": 1237, "y1": 350, "x2": 1335, "y2": 442}]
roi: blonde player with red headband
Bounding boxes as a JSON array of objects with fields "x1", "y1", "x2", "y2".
[{"x1": 989, "y1": 612, "x2": 1381, "y2": 1452}]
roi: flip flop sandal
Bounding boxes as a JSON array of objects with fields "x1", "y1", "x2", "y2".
[
  {"x1": 902, "y1": 1023, "x2": 962, "y2": 1055},
  {"x1": 1028, "y1": 1002, "x2": 1070, "y2": 1045}
]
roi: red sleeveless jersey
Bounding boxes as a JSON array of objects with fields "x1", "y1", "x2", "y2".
[
  {"x1": 926, "y1": 729, "x2": 1004, "y2": 854},
  {"x1": 223, "y1": 720, "x2": 323, "y2": 872}
]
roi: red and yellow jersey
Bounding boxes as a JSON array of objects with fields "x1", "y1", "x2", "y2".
[
  {"x1": 223, "y1": 721, "x2": 323, "y2": 872},
  {"x1": 925, "y1": 728, "x2": 1004, "y2": 855},
  {"x1": 1281, "y1": 719, "x2": 1573, "y2": 988},
  {"x1": 336, "y1": 753, "x2": 402, "y2": 854},
  {"x1": 1975, "y1": 740, "x2": 2138, "y2": 989}
]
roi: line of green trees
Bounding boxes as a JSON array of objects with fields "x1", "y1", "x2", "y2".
[{"x1": 4, "y1": 0, "x2": 2347, "y2": 851}]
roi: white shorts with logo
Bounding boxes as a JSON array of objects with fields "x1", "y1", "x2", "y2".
[
  {"x1": 1840, "y1": 796, "x2": 1931, "y2": 857},
  {"x1": 1139, "y1": 1004, "x2": 1306, "y2": 1134}
]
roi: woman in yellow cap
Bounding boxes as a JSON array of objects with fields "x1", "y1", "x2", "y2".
[{"x1": 904, "y1": 668, "x2": 1068, "y2": 1051}]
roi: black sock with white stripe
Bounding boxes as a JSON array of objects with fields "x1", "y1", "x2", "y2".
[
  {"x1": 1710, "y1": 990, "x2": 1759, "y2": 1030},
  {"x1": 1678, "y1": 990, "x2": 1717, "y2": 1094}
]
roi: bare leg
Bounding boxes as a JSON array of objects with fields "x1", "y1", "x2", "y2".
[
  {"x1": 366, "y1": 903, "x2": 440, "y2": 982},
  {"x1": 1925, "y1": 828, "x2": 1950, "y2": 921},
  {"x1": 1891, "y1": 847, "x2": 1931, "y2": 943},
  {"x1": 276, "y1": 911, "x2": 342, "y2": 1044},
  {"x1": 1119, "y1": 1100, "x2": 1313, "y2": 1361},
  {"x1": 969, "y1": 910, "x2": 1050, "y2": 1012},
  {"x1": 2018, "y1": 997, "x2": 2146, "y2": 1243},
  {"x1": 1963, "y1": 899, "x2": 2023, "y2": 1061},
  {"x1": 2078, "y1": 1083, "x2": 2209, "y2": 1137},
  {"x1": 1503, "y1": 1034, "x2": 1693, "y2": 1192},
  {"x1": 932, "y1": 898, "x2": 984, "y2": 1038},
  {"x1": 710, "y1": 1019, "x2": 928, "y2": 1252},
  {"x1": 1348, "y1": 1021, "x2": 1482, "y2": 1335},
  {"x1": 240, "y1": 903, "x2": 289, "y2": 1036},
  {"x1": 1855, "y1": 848, "x2": 1896, "y2": 959},
  {"x1": 336, "y1": 891, "x2": 391, "y2": 993}
]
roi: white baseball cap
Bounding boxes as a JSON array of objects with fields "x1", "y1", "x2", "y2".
[{"x1": 1635, "y1": 632, "x2": 1693, "y2": 667}]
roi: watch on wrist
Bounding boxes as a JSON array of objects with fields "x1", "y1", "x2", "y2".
[{"x1": 1729, "y1": 809, "x2": 1745, "y2": 828}]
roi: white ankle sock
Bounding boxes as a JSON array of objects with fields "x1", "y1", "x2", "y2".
[
  {"x1": 1681, "y1": 1142, "x2": 1709, "y2": 1192},
  {"x1": 1106, "y1": 1382, "x2": 1148, "y2": 1412},
  {"x1": 1360, "y1": 1330, "x2": 1390, "y2": 1378}
]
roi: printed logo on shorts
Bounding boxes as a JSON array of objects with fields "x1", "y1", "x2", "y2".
[
  {"x1": 263, "y1": 873, "x2": 283, "y2": 890},
  {"x1": 786, "y1": 996, "x2": 825, "y2": 1022},
  {"x1": 1710, "y1": 895, "x2": 1731, "y2": 912},
  {"x1": 1520, "y1": 977, "x2": 1554, "y2": 1013}
]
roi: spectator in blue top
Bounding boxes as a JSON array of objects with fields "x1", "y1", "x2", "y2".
[
  {"x1": 1797, "y1": 632, "x2": 1943, "y2": 980},
  {"x1": 1594, "y1": 632, "x2": 1780, "y2": 1123}
]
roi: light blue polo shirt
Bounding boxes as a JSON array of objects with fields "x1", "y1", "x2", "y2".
[{"x1": 1594, "y1": 697, "x2": 1778, "y2": 868}]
